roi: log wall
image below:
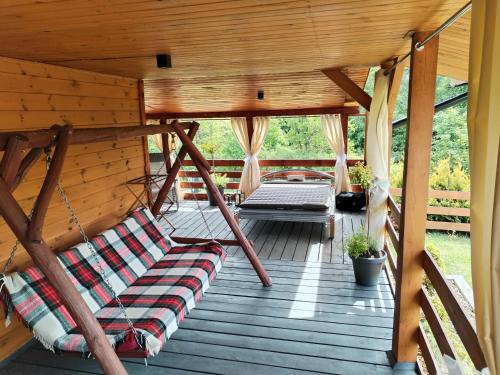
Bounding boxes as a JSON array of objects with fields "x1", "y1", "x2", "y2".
[{"x1": 0, "y1": 56, "x2": 147, "y2": 361}]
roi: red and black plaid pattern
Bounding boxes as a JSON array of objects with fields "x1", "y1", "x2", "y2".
[{"x1": 2, "y1": 208, "x2": 225, "y2": 357}]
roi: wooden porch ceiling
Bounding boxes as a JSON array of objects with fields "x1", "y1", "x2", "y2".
[{"x1": 0, "y1": 1, "x2": 470, "y2": 113}]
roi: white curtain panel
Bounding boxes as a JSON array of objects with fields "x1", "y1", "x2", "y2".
[
  {"x1": 468, "y1": 0, "x2": 500, "y2": 372},
  {"x1": 366, "y1": 69, "x2": 390, "y2": 250},
  {"x1": 321, "y1": 114, "x2": 351, "y2": 194},
  {"x1": 231, "y1": 116, "x2": 269, "y2": 197}
]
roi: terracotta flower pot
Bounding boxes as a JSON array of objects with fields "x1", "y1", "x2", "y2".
[{"x1": 351, "y1": 184, "x2": 364, "y2": 192}]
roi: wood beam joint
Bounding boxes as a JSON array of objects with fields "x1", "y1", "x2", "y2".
[{"x1": 322, "y1": 69, "x2": 372, "y2": 111}]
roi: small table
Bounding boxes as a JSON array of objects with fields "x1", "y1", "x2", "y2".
[{"x1": 125, "y1": 174, "x2": 178, "y2": 229}]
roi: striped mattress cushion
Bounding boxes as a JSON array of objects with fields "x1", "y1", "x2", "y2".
[{"x1": 239, "y1": 183, "x2": 332, "y2": 210}]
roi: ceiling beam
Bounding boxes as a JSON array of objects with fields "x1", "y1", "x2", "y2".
[
  {"x1": 322, "y1": 69, "x2": 372, "y2": 111},
  {"x1": 146, "y1": 106, "x2": 360, "y2": 120}
]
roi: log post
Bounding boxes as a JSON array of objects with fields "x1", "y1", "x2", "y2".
[
  {"x1": 340, "y1": 113, "x2": 348, "y2": 154},
  {"x1": 0, "y1": 135, "x2": 28, "y2": 190},
  {"x1": 159, "y1": 119, "x2": 172, "y2": 173},
  {"x1": 151, "y1": 122, "x2": 199, "y2": 216},
  {"x1": 246, "y1": 116, "x2": 254, "y2": 144},
  {"x1": 0, "y1": 178, "x2": 128, "y2": 375},
  {"x1": 137, "y1": 80, "x2": 153, "y2": 207},
  {"x1": 171, "y1": 124, "x2": 272, "y2": 287},
  {"x1": 392, "y1": 32, "x2": 439, "y2": 368},
  {"x1": 12, "y1": 148, "x2": 44, "y2": 191},
  {"x1": 28, "y1": 125, "x2": 72, "y2": 242}
]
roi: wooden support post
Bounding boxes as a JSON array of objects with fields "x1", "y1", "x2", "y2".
[
  {"x1": 246, "y1": 116, "x2": 254, "y2": 144},
  {"x1": 151, "y1": 122, "x2": 199, "y2": 216},
  {"x1": 0, "y1": 135, "x2": 28, "y2": 190},
  {"x1": 0, "y1": 178, "x2": 127, "y2": 375},
  {"x1": 392, "y1": 32, "x2": 439, "y2": 367},
  {"x1": 322, "y1": 68, "x2": 372, "y2": 111},
  {"x1": 160, "y1": 119, "x2": 173, "y2": 173},
  {"x1": 28, "y1": 125, "x2": 72, "y2": 242},
  {"x1": 340, "y1": 113, "x2": 348, "y2": 154},
  {"x1": 171, "y1": 124, "x2": 272, "y2": 287},
  {"x1": 384, "y1": 58, "x2": 405, "y2": 174},
  {"x1": 138, "y1": 80, "x2": 153, "y2": 207}
]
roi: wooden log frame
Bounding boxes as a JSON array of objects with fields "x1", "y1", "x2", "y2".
[
  {"x1": 0, "y1": 131, "x2": 128, "y2": 375},
  {"x1": 170, "y1": 122, "x2": 272, "y2": 287},
  {"x1": 28, "y1": 125, "x2": 72, "y2": 243},
  {"x1": 0, "y1": 121, "x2": 192, "y2": 151},
  {"x1": 0, "y1": 120, "x2": 272, "y2": 374},
  {"x1": 151, "y1": 122, "x2": 199, "y2": 215}
]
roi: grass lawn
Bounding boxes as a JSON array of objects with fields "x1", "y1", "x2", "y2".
[{"x1": 426, "y1": 231, "x2": 472, "y2": 286}]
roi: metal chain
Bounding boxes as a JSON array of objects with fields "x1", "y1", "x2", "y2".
[
  {"x1": 44, "y1": 150, "x2": 143, "y2": 348},
  {"x1": 174, "y1": 150, "x2": 215, "y2": 241},
  {"x1": 2, "y1": 209, "x2": 35, "y2": 276}
]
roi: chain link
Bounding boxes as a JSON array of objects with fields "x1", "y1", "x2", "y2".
[
  {"x1": 2, "y1": 210, "x2": 35, "y2": 276},
  {"x1": 43, "y1": 150, "x2": 143, "y2": 349},
  {"x1": 174, "y1": 150, "x2": 215, "y2": 241}
]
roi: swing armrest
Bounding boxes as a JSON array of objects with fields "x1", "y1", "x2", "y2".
[{"x1": 170, "y1": 236, "x2": 252, "y2": 247}]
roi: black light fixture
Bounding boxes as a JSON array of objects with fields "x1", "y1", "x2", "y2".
[
  {"x1": 156, "y1": 54, "x2": 172, "y2": 69},
  {"x1": 257, "y1": 90, "x2": 264, "y2": 100}
]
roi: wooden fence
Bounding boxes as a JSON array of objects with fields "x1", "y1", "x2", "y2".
[
  {"x1": 150, "y1": 155, "x2": 471, "y2": 232},
  {"x1": 175, "y1": 158, "x2": 362, "y2": 200},
  {"x1": 386, "y1": 193, "x2": 485, "y2": 374},
  {"x1": 390, "y1": 187, "x2": 470, "y2": 232}
]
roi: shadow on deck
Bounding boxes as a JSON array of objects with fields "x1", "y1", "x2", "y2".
[{"x1": 3, "y1": 202, "x2": 405, "y2": 374}]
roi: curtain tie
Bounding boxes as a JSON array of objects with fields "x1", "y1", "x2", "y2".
[
  {"x1": 244, "y1": 154, "x2": 258, "y2": 164},
  {"x1": 336, "y1": 153, "x2": 347, "y2": 164},
  {"x1": 369, "y1": 177, "x2": 390, "y2": 196}
]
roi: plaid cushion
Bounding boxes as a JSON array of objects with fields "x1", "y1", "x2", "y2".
[
  {"x1": 1, "y1": 208, "x2": 224, "y2": 356},
  {"x1": 55, "y1": 242, "x2": 225, "y2": 355}
]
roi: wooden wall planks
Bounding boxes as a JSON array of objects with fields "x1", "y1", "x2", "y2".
[{"x1": 0, "y1": 56, "x2": 145, "y2": 361}]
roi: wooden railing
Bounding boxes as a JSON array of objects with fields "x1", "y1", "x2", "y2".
[
  {"x1": 390, "y1": 187, "x2": 470, "y2": 232},
  {"x1": 386, "y1": 193, "x2": 485, "y2": 374},
  {"x1": 176, "y1": 159, "x2": 363, "y2": 200}
]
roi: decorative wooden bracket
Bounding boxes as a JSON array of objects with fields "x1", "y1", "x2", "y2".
[{"x1": 322, "y1": 68, "x2": 372, "y2": 111}]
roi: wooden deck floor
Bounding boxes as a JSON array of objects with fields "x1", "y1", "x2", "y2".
[
  {"x1": 165, "y1": 201, "x2": 365, "y2": 264},
  {"x1": 3, "y1": 202, "x2": 406, "y2": 374}
]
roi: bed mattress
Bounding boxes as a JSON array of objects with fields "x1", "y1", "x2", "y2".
[{"x1": 239, "y1": 183, "x2": 332, "y2": 211}]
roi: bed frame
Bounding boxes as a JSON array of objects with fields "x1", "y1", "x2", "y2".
[{"x1": 234, "y1": 169, "x2": 335, "y2": 239}]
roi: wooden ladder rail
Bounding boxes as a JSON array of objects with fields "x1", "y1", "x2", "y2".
[
  {"x1": 171, "y1": 122, "x2": 272, "y2": 287},
  {"x1": 0, "y1": 129, "x2": 128, "y2": 375}
]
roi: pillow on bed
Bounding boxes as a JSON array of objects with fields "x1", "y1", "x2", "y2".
[{"x1": 287, "y1": 174, "x2": 305, "y2": 182}]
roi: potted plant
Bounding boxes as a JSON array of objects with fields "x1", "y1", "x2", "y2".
[
  {"x1": 207, "y1": 173, "x2": 229, "y2": 206},
  {"x1": 346, "y1": 230, "x2": 387, "y2": 286},
  {"x1": 349, "y1": 162, "x2": 372, "y2": 193}
]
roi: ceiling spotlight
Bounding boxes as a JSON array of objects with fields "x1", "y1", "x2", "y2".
[
  {"x1": 257, "y1": 90, "x2": 264, "y2": 100},
  {"x1": 156, "y1": 54, "x2": 172, "y2": 69}
]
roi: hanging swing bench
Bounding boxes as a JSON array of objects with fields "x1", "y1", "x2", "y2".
[{"x1": 0, "y1": 121, "x2": 271, "y2": 373}]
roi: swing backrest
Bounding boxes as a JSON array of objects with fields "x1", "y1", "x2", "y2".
[{"x1": 2, "y1": 209, "x2": 174, "y2": 329}]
